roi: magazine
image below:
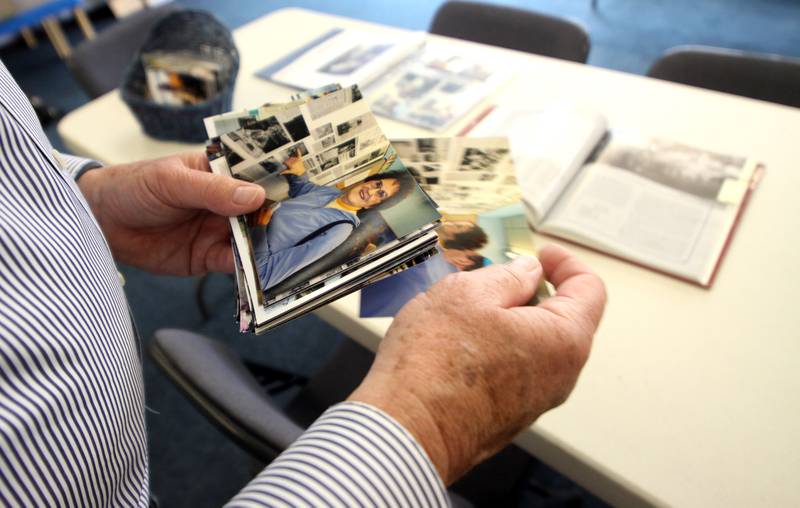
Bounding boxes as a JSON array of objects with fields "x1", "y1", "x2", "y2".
[
  {"x1": 469, "y1": 104, "x2": 764, "y2": 287},
  {"x1": 256, "y1": 28, "x2": 514, "y2": 132},
  {"x1": 205, "y1": 84, "x2": 441, "y2": 332},
  {"x1": 360, "y1": 137, "x2": 551, "y2": 318}
]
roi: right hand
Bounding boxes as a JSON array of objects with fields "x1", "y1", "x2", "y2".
[{"x1": 348, "y1": 244, "x2": 606, "y2": 484}]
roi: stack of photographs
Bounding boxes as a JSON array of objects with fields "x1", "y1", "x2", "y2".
[
  {"x1": 360, "y1": 137, "x2": 551, "y2": 318},
  {"x1": 143, "y1": 48, "x2": 231, "y2": 106},
  {"x1": 205, "y1": 84, "x2": 442, "y2": 333}
]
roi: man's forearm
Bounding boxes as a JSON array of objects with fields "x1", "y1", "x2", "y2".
[{"x1": 226, "y1": 402, "x2": 449, "y2": 507}]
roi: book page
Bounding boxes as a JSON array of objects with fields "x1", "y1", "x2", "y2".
[
  {"x1": 470, "y1": 105, "x2": 608, "y2": 224},
  {"x1": 541, "y1": 136, "x2": 754, "y2": 283}
]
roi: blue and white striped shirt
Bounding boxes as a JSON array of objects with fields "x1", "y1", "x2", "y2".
[{"x1": 0, "y1": 61, "x2": 447, "y2": 507}]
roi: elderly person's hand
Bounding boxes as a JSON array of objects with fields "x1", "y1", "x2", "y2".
[
  {"x1": 349, "y1": 244, "x2": 606, "y2": 484},
  {"x1": 78, "y1": 152, "x2": 265, "y2": 275}
]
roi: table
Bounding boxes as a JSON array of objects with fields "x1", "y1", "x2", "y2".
[{"x1": 58, "y1": 8, "x2": 800, "y2": 508}]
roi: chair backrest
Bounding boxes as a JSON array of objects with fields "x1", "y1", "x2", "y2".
[
  {"x1": 68, "y1": 4, "x2": 180, "y2": 98},
  {"x1": 647, "y1": 45, "x2": 800, "y2": 108},
  {"x1": 429, "y1": 1, "x2": 590, "y2": 63}
]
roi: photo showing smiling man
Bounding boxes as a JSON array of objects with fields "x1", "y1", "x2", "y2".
[{"x1": 249, "y1": 150, "x2": 417, "y2": 295}]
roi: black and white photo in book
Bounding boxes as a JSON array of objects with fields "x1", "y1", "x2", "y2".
[
  {"x1": 596, "y1": 138, "x2": 749, "y2": 201},
  {"x1": 467, "y1": 103, "x2": 763, "y2": 286}
]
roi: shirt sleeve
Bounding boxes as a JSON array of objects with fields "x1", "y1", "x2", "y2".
[
  {"x1": 51, "y1": 150, "x2": 104, "y2": 180},
  {"x1": 226, "y1": 402, "x2": 450, "y2": 508},
  {"x1": 257, "y1": 222, "x2": 352, "y2": 290},
  {"x1": 286, "y1": 173, "x2": 319, "y2": 198}
]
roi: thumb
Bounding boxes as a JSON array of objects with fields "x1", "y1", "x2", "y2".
[
  {"x1": 162, "y1": 167, "x2": 266, "y2": 216},
  {"x1": 464, "y1": 255, "x2": 543, "y2": 309}
]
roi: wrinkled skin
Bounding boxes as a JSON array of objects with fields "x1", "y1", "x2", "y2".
[
  {"x1": 350, "y1": 246, "x2": 606, "y2": 484},
  {"x1": 78, "y1": 152, "x2": 265, "y2": 275}
]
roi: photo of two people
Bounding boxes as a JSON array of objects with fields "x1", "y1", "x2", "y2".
[
  {"x1": 246, "y1": 146, "x2": 439, "y2": 302},
  {"x1": 360, "y1": 209, "x2": 530, "y2": 317}
]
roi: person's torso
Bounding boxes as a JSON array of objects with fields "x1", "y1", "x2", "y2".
[
  {"x1": 267, "y1": 188, "x2": 359, "y2": 252},
  {"x1": 0, "y1": 61, "x2": 149, "y2": 507}
]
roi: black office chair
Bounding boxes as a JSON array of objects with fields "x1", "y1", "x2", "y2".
[
  {"x1": 67, "y1": 4, "x2": 180, "y2": 98},
  {"x1": 149, "y1": 328, "x2": 536, "y2": 506},
  {"x1": 647, "y1": 45, "x2": 800, "y2": 109},
  {"x1": 429, "y1": 0, "x2": 590, "y2": 63}
]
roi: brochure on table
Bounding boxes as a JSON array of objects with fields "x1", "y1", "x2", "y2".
[{"x1": 256, "y1": 28, "x2": 515, "y2": 132}]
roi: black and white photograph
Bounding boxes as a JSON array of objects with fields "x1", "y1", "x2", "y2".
[
  {"x1": 598, "y1": 139, "x2": 748, "y2": 200},
  {"x1": 317, "y1": 151, "x2": 340, "y2": 171},
  {"x1": 358, "y1": 133, "x2": 386, "y2": 151},
  {"x1": 238, "y1": 115, "x2": 291, "y2": 154},
  {"x1": 224, "y1": 131, "x2": 262, "y2": 158},
  {"x1": 336, "y1": 138, "x2": 357, "y2": 158},
  {"x1": 459, "y1": 146, "x2": 510, "y2": 171},
  {"x1": 336, "y1": 112, "x2": 377, "y2": 137},
  {"x1": 315, "y1": 123, "x2": 333, "y2": 137},
  {"x1": 278, "y1": 112, "x2": 310, "y2": 142},
  {"x1": 319, "y1": 135, "x2": 336, "y2": 149}
]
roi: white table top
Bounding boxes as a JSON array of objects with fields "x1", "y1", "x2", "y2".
[{"x1": 58, "y1": 8, "x2": 800, "y2": 508}]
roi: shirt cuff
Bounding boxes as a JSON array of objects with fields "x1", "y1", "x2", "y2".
[
  {"x1": 227, "y1": 401, "x2": 450, "y2": 507},
  {"x1": 52, "y1": 150, "x2": 103, "y2": 180}
]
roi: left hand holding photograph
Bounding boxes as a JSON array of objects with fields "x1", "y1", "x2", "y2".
[{"x1": 78, "y1": 152, "x2": 265, "y2": 276}]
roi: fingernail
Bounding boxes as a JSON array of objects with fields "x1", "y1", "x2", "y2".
[
  {"x1": 233, "y1": 186, "x2": 262, "y2": 205},
  {"x1": 509, "y1": 255, "x2": 540, "y2": 271}
]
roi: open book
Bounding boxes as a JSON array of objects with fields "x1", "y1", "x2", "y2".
[
  {"x1": 256, "y1": 28, "x2": 513, "y2": 131},
  {"x1": 205, "y1": 85, "x2": 441, "y2": 332},
  {"x1": 361, "y1": 137, "x2": 551, "y2": 317},
  {"x1": 470, "y1": 105, "x2": 764, "y2": 287}
]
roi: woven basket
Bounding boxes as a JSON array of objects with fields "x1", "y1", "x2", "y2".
[{"x1": 121, "y1": 9, "x2": 239, "y2": 143}]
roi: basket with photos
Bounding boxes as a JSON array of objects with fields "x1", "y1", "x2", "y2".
[{"x1": 121, "y1": 9, "x2": 239, "y2": 142}]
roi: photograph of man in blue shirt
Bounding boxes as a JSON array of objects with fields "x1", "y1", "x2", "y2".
[{"x1": 250, "y1": 153, "x2": 417, "y2": 295}]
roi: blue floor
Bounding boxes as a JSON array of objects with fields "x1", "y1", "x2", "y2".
[{"x1": 1, "y1": 0, "x2": 799, "y2": 506}]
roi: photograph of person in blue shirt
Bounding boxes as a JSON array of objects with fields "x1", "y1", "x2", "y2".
[
  {"x1": 360, "y1": 219, "x2": 490, "y2": 317},
  {"x1": 250, "y1": 153, "x2": 417, "y2": 295}
]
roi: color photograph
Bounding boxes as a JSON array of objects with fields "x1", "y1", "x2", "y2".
[
  {"x1": 360, "y1": 205, "x2": 534, "y2": 317},
  {"x1": 247, "y1": 146, "x2": 440, "y2": 302}
]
